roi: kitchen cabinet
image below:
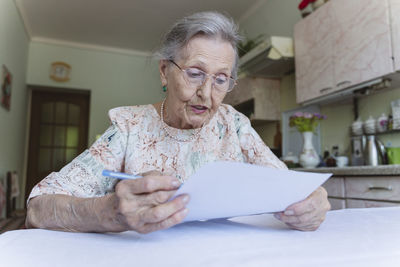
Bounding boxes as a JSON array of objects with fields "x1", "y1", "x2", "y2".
[
  {"x1": 223, "y1": 77, "x2": 280, "y2": 122},
  {"x1": 294, "y1": 3, "x2": 334, "y2": 103},
  {"x1": 390, "y1": 0, "x2": 400, "y2": 71},
  {"x1": 294, "y1": 0, "x2": 394, "y2": 104},
  {"x1": 322, "y1": 176, "x2": 400, "y2": 210}
]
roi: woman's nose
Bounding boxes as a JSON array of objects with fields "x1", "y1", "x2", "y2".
[{"x1": 197, "y1": 76, "x2": 213, "y2": 98}]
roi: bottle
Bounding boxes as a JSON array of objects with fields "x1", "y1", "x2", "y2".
[
  {"x1": 323, "y1": 147, "x2": 330, "y2": 161},
  {"x1": 332, "y1": 145, "x2": 339, "y2": 157},
  {"x1": 388, "y1": 115, "x2": 393, "y2": 130}
]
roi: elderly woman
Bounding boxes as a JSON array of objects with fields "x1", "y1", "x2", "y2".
[{"x1": 26, "y1": 11, "x2": 330, "y2": 233}]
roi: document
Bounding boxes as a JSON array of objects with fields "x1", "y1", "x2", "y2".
[{"x1": 174, "y1": 161, "x2": 331, "y2": 222}]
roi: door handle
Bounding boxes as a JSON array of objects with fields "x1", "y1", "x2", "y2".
[
  {"x1": 336, "y1": 80, "x2": 351, "y2": 87},
  {"x1": 368, "y1": 186, "x2": 393, "y2": 191},
  {"x1": 319, "y1": 87, "x2": 333, "y2": 93}
]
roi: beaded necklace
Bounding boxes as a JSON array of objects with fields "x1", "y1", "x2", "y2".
[{"x1": 160, "y1": 98, "x2": 202, "y2": 142}]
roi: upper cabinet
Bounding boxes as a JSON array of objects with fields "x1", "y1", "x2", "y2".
[
  {"x1": 295, "y1": 0, "x2": 394, "y2": 104},
  {"x1": 390, "y1": 0, "x2": 400, "y2": 71},
  {"x1": 223, "y1": 77, "x2": 280, "y2": 122},
  {"x1": 294, "y1": 4, "x2": 335, "y2": 103}
]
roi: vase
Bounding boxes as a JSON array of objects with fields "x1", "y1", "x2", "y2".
[{"x1": 299, "y1": 131, "x2": 320, "y2": 168}]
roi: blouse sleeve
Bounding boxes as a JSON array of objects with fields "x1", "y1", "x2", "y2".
[
  {"x1": 235, "y1": 112, "x2": 288, "y2": 170},
  {"x1": 27, "y1": 108, "x2": 129, "y2": 202}
]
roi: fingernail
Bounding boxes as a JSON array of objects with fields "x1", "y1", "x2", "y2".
[
  {"x1": 284, "y1": 210, "x2": 294, "y2": 216},
  {"x1": 182, "y1": 208, "x2": 189, "y2": 215},
  {"x1": 171, "y1": 180, "x2": 180, "y2": 187},
  {"x1": 182, "y1": 195, "x2": 190, "y2": 204}
]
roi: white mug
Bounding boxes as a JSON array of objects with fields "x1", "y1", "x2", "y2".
[{"x1": 336, "y1": 156, "x2": 349, "y2": 168}]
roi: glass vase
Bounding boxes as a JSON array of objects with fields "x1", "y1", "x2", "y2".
[{"x1": 299, "y1": 131, "x2": 320, "y2": 168}]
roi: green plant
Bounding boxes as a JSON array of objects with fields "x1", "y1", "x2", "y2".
[
  {"x1": 237, "y1": 34, "x2": 265, "y2": 58},
  {"x1": 289, "y1": 112, "x2": 326, "y2": 132}
]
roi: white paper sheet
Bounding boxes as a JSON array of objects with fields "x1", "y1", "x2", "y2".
[{"x1": 174, "y1": 161, "x2": 332, "y2": 222}]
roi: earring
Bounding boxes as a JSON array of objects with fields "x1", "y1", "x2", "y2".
[{"x1": 162, "y1": 85, "x2": 167, "y2": 92}]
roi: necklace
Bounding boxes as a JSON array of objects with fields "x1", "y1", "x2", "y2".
[{"x1": 160, "y1": 98, "x2": 202, "y2": 142}]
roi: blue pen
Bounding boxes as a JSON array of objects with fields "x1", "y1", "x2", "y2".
[
  {"x1": 102, "y1": 170, "x2": 143, "y2": 180},
  {"x1": 102, "y1": 170, "x2": 184, "y2": 186}
]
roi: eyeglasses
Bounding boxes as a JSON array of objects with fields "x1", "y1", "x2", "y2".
[{"x1": 169, "y1": 60, "x2": 236, "y2": 92}]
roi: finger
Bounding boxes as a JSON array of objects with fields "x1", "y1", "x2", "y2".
[
  {"x1": 141, "y1": 190, "x2": 177, "y2": 206},
  {"x1": 139, "y1": 208, "x2": 189, "y2": 234},
  {"x1": 285, "y1": 222, "x2": 320, "y2": 231},
  {"x1": 140, "y1": 170, "x2": 162, "y2": 177},
  {"x1": 140, "y1": 194, "x2": 190, "y2": 224},
  {"x1": 121, "y1": 175, "x2": 181, "y2": 195},
  {"x1": 284, "y1": 198, "x2": 315, "y2": 216},
  {"x1": 281, "y1": 210, "x2": 327, "y2": 230},
  {"x1": 279, "y1": 210, "x2": 314, "y2": 225},
  {"x1": 284, "y1": 187, "x2": 327, "y2": 216}
]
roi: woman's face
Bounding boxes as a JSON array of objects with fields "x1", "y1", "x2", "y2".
[{"x1": 159, "y1": 35, "x2": 235, "y2": 129}]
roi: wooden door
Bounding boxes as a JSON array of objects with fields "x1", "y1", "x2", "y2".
[
  {"x1": 25, "y1": 87, "x2": 90, "y2": 201},
  {"x1": 332, "y1": 0, "x2": 393, "y2": 90},
  {"x1": 389, "y1": 0, "x2": 400, "y2": 71},
  {"x1": 294, "y1": 1, "x2": 335, "y2": 104}
]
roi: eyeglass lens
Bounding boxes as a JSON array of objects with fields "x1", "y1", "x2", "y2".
[{"x1": 183, "y1": 68, "x2": 234, "y2": 92}]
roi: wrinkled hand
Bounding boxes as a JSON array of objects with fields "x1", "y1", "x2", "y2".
[
  {"x1": 274, "y1": 186, "x2": 330, "y2": 231},
  {"x1": 113, "y1": 171, "x2": 189, "y2": 234}
]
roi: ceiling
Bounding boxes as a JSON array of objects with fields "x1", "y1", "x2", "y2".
[{"x1": 15, "y1": 0, "x2": 263, "y2": 55}]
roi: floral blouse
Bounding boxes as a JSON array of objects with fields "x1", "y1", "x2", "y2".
[{"x1": 28, "y1": 104, "x2": 287, "y2": 201}]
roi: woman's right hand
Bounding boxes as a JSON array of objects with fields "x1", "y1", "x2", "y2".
[{"x1": 112, "y1": 171, "x2": 189, "y2": 234}]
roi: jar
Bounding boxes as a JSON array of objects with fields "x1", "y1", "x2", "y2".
[
  {"x1": 363, "y1": 116, "x2": 376, "y2": 134},
  {"x1": 376, "y1": 113, "x2": 388, "y2": 133},
  {"x1": 351, "y1": 118, "x2": 363, "y2": 136}
]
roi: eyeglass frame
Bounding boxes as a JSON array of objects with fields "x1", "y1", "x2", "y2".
[{"x1": 168, "y1": 60, "x2": 236, "y2": 92}]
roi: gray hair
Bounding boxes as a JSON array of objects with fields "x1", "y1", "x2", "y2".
[{"x1": 155, "y1": 11, "x2": 242, "y2": 79}]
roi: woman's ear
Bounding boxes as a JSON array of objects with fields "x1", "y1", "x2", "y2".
[{"x1": 159, "y1": 60, "x2": 168, "y2": 86}]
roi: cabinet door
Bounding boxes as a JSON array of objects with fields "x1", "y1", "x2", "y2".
[
  {"x1": 328, "y1": 198, "x2": 346, "y2": 210},
  {"x1": 294, "y1": 2, "x2": 335, "y2": 103},
  {"x1": 322, "y1": 177, "x2": 345, "y2": 198},
  {"x1": 346, "y1": 199, "x2": 399, "y2": 209},
  {"x1": 345, "y1": 176, "x2": 400, "y2": 202},
  {"x1": 332, "y1": 0, "x2": 393, "y2": 91},
  {"x1": 390, "y1": 0, "x2": 400, "y2": 71}
]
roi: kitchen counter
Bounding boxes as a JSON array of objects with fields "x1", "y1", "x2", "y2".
[{"x1": 295, "y1": 164, "x2": 400, "y2": 176}]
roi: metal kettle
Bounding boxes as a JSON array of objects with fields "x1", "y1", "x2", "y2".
[{"x1": 364, "y1": 135, "x2": 387, "y2": 166}]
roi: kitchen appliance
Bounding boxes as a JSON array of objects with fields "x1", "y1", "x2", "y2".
[
  {"x1": 350, "y1": 135, "x2": 365, "y2": 166},
  {"x1": 365, "y1": 135, "x2": 379, "y2": 166},
  {"x1": 364, "y1": 135, "x2": 387, "y2": 166},
  {"x1": 239, "y1": 36, "x2": 294, "y2": 78}
]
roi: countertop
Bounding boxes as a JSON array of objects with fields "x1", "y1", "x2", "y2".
[{"x1": 294, "y1": 164, "x2": 400, "y2": 176}]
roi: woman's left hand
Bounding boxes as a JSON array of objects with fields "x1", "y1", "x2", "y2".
[{"x1": 274, "y1": 186, "x2": 331, "y2": 231}]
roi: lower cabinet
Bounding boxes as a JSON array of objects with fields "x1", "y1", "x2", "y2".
[{"x1": 322, "y1": 176, "x2": 400, "y2": 210}]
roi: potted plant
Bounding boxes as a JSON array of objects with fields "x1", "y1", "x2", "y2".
[{"x1": 289, "y1": 112, "x2": 326, "y2": 168}]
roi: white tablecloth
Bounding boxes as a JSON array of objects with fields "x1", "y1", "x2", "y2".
[{"x1": 1, "y1": 207, "x2": 399, "y2": 267}]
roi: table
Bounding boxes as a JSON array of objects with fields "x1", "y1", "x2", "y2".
[{"x1": 1, "y1": 207, "x2": 399, "y2": 267}]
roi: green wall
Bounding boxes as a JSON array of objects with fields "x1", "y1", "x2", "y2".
[
  {"x1": 27, "y1": 42, "x2": 165, "y2": 145},
  {"x1": 0, "y1": 0, "x2": 30, "y2": 210}
]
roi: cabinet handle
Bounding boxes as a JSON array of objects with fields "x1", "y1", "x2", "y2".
[
  {"x1": 336, "y1": 80, "x2": 351, "y2": 87},
  {"x1": 368, "y1": 186, "x2": 393, "y2": 191},
  {"x1": 319, "y1": 87, "x2": 333, "y2": 93}
]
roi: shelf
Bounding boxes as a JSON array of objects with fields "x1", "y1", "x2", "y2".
[
  {"x1": 351, "y1": 129, "x2": 400, "y2": 137},
  {"x1": 376, "y1": 129, "x2": 400, "y2": 136}
]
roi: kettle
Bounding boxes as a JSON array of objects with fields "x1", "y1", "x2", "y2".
[{"x1": 364, "y1": 135, "x2": 387, "y2": 166}]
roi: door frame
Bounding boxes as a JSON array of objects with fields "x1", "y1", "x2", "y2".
[{"x1": 23, "y1": 85, "x2": 91, "y2": 204}]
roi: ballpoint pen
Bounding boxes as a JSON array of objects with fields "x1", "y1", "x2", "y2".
[{"x1": 102, "y1": 170, "x2": 143, "y2": 180}]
